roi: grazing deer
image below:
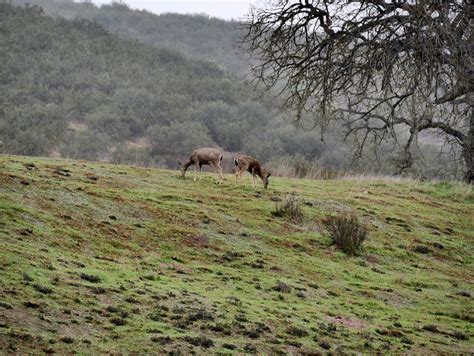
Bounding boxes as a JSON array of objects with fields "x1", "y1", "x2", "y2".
[
  {"x1": 181, "y1": 147, "x2": 224, "y2": 183},
  {"x1": 234, "y1": 154, "x2": 271, "y2": 189}
]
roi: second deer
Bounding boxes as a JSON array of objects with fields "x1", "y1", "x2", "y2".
[{"x1": 234, "y1": 154, "x2": 271, "y2": 189}]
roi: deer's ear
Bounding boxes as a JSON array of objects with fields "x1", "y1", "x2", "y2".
[{"x1": 267, "y1": 173, "x2": 271, "y2": 178}]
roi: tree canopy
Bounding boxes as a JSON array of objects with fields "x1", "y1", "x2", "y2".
[{"x1": 245, "y1": 0, "x2": 473, "y2": 181}]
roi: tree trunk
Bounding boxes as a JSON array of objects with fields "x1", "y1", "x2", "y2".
[{"x1": 463, "y1": 112, "x2": 474, "y2": 183}]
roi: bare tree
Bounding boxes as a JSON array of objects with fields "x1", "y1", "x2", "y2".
[{"x1": 244, "y1": 0, "x2": 473, "y2": 182}]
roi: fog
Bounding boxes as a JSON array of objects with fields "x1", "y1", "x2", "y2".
[{"x1": 87, "y1": 0, "x2": 252, "y2": 20}]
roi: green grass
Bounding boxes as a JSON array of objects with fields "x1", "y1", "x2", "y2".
[{"x1": 0, "y1": 155, "x2": 472, "y2": 353}]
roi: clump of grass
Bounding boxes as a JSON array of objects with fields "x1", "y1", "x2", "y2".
[
  {"x1": 80, "y1": 273, "x2": 101, "y2": 283},
  {"x1": 150, "y1": 336, "x2": 172, "y2": 345},
  {"x1": 413, "y1": 245, "x2": 432, "y2": 254},
  {"x1": 110, "y1": 317, "x2": 127, "y2": 326},
  {"x1": 422, "y1": 324, "x2": 439, "y2": 333},
  {"x1": 323, "y1": 213, "x2": 368, "y2": 255},
  {"x1": 33, "y1": 284, "x2": 53, "y2": 295},
  {"x1": 286, "y1": 326, "x2": 309, "y2": 337},
  {"x1": 272, "y1": 281, "x2": 292, "y2": 293},
  {"x1": 183, "y1": 335, "x2": 214, "y2": 348},
  {"x1": 60, "y1": 336, "x2": 74, "y2": 344},
  {"x1": 272, "y1": 194, "x2": 304, "y2": 223},
  {"x1": 222, "y1": 343, "x2": 236, "y2": 350},
  {"x1": 452, "y1": 330, "x2": 469, "y2": 340},
  {"x1": 318, "y1": 339, "x2": 331, "y2": 350},
  {"x1": 187, "y1": 308, "x2": 214, "y2": 322}
]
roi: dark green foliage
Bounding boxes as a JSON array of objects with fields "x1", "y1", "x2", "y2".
[
  {"x1": 323, "y1": 214, "x2": 368, "y2": 255},
  {"x1": 0, "y1": 3, "x2": 275, "y2": 165},
  {"x1": 2, "y1": 2, "x2": 323, "y2": 169},
  {"x1": 11, "y1": 0, "x2": 249, "y2": 75}
]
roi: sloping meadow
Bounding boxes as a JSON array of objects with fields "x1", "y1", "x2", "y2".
[{"x1": 0, "y1": 155, "x2": 472, "y2": 353}]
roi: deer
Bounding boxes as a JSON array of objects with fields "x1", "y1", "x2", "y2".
[
  {"x1": 234, "y1": 154, "x2": 271, "y2": 189},
  {"x1": 181, "y1": 147, "x2": 224, "y2": 184}
]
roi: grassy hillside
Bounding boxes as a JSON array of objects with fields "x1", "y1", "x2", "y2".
[{"x1": 0, "y1": 155, "x2": 472, "y2": 353}]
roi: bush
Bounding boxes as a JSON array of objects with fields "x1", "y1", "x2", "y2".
[
  {"x1": 273, "y1": 194, "x2": 304, "y2": 223},
  {"x1": 323, "y1": 213, "x2": 368, "y2": 255}
]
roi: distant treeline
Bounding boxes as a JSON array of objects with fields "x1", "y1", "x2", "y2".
[
  {"x1": 10, "y1": 0, "x2": 249, "y2": 76},
  {"x1": 0, "y1": 2, "x2": 460, "y2": 179}
]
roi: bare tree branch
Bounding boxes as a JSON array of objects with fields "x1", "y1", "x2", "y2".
[{"x1": 244, "y1": 0, "x2": 473, "y2": 182}]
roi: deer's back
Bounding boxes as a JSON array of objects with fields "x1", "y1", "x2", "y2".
[{"x1": 191, "y1": 147, "x2": 222, "y2": 162}]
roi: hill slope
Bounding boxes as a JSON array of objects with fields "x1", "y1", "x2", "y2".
[
  {"x1": 0, "y1": 155, "x2": 472, "y2": 353},
  {"x1": 10, "y1": 0, "x2": 249, "y2": 75},
  {"x1": 0, "y1": 3, "x2": 277, "y2": 165}
]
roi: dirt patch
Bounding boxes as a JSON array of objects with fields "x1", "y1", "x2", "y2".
[
  {"x1": 183, "y1": 235, "x2": 209, "y2": 248},
  {"x1": 376, "y1": 290, "x2": 410, "y2": 308},
  {"x1": 324, "y1": 315, "x2": 367, "y2": 330}
]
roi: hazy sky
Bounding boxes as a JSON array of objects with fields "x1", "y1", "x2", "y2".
[{"x1": 89, "y1": 0, "x2": 255, "y2": 20}]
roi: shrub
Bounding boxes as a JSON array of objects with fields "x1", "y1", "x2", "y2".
[
  {"x1": 271, "y1": 281, "x2": 292, "y2": 293},
  {"x1": 323, "y1": 213, "x2": 368, "y2": 255},
  {"x1": 80, "y1": 273, "x2": 101, "y2": 283},
  {"x1": 273, "y1": 194, "x2": 304, "y2": 223},
  {"x1": 286, "y1": 326, "x2": 309, "y2": 337}
]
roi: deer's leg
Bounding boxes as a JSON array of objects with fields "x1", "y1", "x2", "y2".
[
  {"x1": 236, "y1": 165, "x2": 246, "y2": 186},
  {"x1": 216, "y1": 161, "x2": 223, "y2": 184},
  {"x1": 251, "y1": 168, "x2": 256, "y2": 188},
  {"x1": 211, "y1": 162, "x2": 223, "y2": 184},
  {"x1": 193, "y1": 162, "x2": 199, "y2": 181},
  {"x1": 235, "y1": 168, "x2": 242, "y2": 185}
]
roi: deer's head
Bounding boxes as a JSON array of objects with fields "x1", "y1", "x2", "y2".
[{"x1": 262, "y1": 170, "x2": 271, "y2": 189}]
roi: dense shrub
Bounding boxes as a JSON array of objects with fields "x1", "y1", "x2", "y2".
[
  {"x1": 273, "y1": 194, "x2": 304, "y2": 223},
  {"x1": 323, "y1": 213, "x2": 368, "y2": 255}
]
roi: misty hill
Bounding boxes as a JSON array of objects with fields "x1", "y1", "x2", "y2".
[
  {"x1": 1, "y1": 2, "x2": 461, "y2": 179},
  {"x1": 10, "y1": 0, "x2": 250, "y2": 75},
  {"x1": 1, "y1": 155, "x2": 473, "y2": 353},
  {"x1": 0, "y1": 3, "x2": 289, "y2": 165}
]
